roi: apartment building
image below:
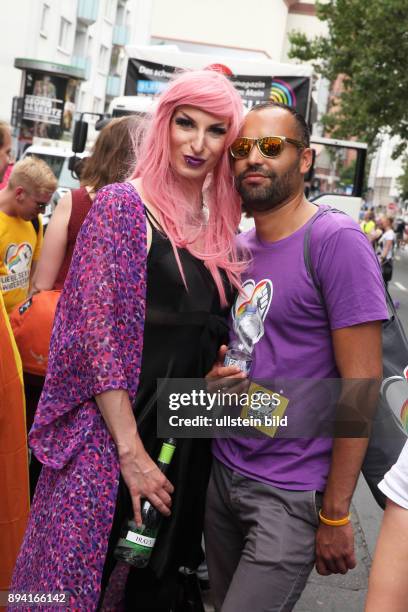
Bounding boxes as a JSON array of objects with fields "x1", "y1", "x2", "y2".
[{"x1": 0, "y1": 0, "x2": 153, "y2": 124}]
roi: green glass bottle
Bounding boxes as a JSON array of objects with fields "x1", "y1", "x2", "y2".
[{"x1": 114, "y1": 438, "x2": 176, "y2": 568}]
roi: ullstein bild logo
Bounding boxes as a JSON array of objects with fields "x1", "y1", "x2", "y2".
[{"x1": 126, "y1": 531, "x2": 155, "y2": 548}]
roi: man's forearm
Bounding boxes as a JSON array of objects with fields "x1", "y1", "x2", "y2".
[{"x1": 322, "y1": 437, "x2": 369, "y2": 518}]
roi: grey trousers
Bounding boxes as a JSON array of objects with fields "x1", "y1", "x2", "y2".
[{"x1": 204, "y1": 458, "x2": 322, "y2": 612}]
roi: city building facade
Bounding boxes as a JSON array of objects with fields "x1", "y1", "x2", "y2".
[{"x1": 0, "y1": 0, "x2": 153, "y2": 126}]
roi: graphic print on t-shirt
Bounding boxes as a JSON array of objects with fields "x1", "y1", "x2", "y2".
[
  {"x1": 0, "y1": 242, "x2": 33, "y2": 292},
  {"x1": 232, "y1": 278, "x2": 273, "y2": 346},
  {"x1": 381, "y1": 365, "x2": 408, "y2": 432}
]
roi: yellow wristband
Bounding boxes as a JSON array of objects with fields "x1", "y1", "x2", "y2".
[{"x1": 319, "y1": 509, "x2": 351, "y2": 526}]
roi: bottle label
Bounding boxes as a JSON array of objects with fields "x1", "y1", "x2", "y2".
[
  {"x1": 158, "y1": 442, "x2": 176, "y2": 465},
  {"x1": 125, "y1": 531, "x2": 156, "y2": 549},
  {"x1": 224, "y1": 354, "x2": 252, "y2": 375}
]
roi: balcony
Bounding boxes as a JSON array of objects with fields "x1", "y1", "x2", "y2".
[
  {"x1": 72, "y1": 55, "x2": 91, "y2": 80},
  {"x1": 77, "y1": 0, "x2": 99, "y2": 26},
  {"x1": 106, "y1": 75, "x2": 121, "y2": 97},
  {"x1": 112, "y1": 24, "x2": 130, "y2": 46}
]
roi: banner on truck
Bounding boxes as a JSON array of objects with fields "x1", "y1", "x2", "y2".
[{"x1": 125, "y1": 58, "x2": 310, "y2": 115}]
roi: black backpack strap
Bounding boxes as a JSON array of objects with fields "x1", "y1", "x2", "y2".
[
  {"x1": 303, "y1": 206, "x2": 346, "y2": 302},
  {"x1": 303, "y1": 206, "x2": 398, "y2": 320},
  {"x1": 31, "y1": 216, "x2": 40, "y2": 235}
]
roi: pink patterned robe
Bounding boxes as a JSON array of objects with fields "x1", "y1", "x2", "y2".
[{"x1": 10, "y1": 183, "x2": 147, "y2": 610}]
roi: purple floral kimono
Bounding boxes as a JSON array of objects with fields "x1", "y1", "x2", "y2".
[{"x1": 10, "y1": 183, "x2": 147, "y2": 610}]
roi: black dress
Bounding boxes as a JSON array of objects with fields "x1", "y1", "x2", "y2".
[{"x1": 100, "y1": 215, "x2": 231, "y2": 610}]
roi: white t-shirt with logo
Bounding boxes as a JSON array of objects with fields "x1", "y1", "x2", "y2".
[{"x1": 379, "y1": 441, "x2": 408, "y2": 509}]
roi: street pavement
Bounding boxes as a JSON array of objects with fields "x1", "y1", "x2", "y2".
[{"x1": 295, "y1": 247, "x2": 408, "y2": 611}]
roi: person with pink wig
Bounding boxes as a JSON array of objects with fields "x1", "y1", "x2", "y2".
[{"x1": 10, "y1": 69, "x2": 245, "y2": 610}]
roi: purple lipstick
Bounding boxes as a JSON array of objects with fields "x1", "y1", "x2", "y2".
[{"x1": 184, "y1": 155, "x2": 205, "y2": 168}]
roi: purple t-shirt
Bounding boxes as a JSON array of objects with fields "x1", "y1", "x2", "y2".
[{"x1": 213, "y1": 210, "x2": 388, "y2": 491}]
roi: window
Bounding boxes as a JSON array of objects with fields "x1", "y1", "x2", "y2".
[
  {"x1": 40, "y1": 3, "x2": 50, "y2": 36},
  {"x1": 58, "y1": 17, "x2": 71, "y2": 50},
  {"x1": 98, "y1": 45, "x2": 109, "y2": 73},
  {"x1": 104, "y1": 0, "x2": 117, "y2": 21}
]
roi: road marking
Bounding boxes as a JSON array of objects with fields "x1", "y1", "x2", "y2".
[{"x1": 394, "y1": 282, "x2": 407, "y2": 292}]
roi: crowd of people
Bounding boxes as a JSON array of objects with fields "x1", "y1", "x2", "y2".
[
  {"x1": 360, "y1": 209, "x2": 406, "y2": 289},
  {"x1": 0, "y1": 70, "x2": 408, "y2": 611}
]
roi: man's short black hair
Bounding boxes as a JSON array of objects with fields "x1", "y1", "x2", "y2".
[{"x1": 248, "y1": 102, "x2": 310, "y2": 147}]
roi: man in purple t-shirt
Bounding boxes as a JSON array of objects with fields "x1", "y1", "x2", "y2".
[{"x1": 205, "y1": 103, "x2": 387, "y2": 612}]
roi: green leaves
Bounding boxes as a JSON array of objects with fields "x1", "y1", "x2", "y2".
[{"x1": 288, "y1": 0, "x2": 408, "y2": 155}]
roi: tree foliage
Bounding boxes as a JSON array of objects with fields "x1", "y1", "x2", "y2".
[{"x1": 288, "y1": 0, "x2": 408, "y2": 157}]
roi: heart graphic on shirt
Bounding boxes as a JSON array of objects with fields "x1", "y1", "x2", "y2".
[
  {"x1": 5, "y1": 242, "x2": 33, "y2": 274},
  {"x1": 233, "y1": 278, "x2": 273, "y2": 323}
]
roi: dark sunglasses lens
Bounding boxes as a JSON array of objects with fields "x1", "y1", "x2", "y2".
[
  {"x1": 259, "y1": 137, "x2": 283, "y2": 157},
  {"x1": 231, "y1": 138, "x2": 253, "y2": 159}
]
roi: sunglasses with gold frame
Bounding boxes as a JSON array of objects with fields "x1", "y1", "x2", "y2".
[{"x1": 230, "y1": 135, "x2": 306, "y2": 160}]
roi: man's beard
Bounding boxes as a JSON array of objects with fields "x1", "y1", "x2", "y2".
[{"x1": 235, "y1": 161, "x2": 300, "y2": 215}]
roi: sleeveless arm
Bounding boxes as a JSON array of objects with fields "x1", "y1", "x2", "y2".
[{"x1": 31, "y1": 192, "x2": 72, "y2": 293}]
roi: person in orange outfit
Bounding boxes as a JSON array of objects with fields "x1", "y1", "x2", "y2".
[{"x1": 0, "y1": 290, "x2": 29, "y2": 598}]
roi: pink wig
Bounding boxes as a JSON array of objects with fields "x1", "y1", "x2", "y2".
[{"x1": 132, "y1": 69, "x2": 245, "y2": 304}]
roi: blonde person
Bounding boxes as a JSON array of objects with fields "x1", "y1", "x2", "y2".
[
  {"x1": 360, "y1": 210, "x2": 375, "y2": 237},
  {"x1": 0, "y1": 157, "x2": 56, "y2": 313},
  {"x1": 11, "y1": 69, "x2": 245, "y2": 611}
]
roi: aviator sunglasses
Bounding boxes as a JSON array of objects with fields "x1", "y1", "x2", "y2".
[{"x1": 230, "y1": 135, "x2": 305, "y2": 160}]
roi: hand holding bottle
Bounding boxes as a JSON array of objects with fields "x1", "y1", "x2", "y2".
[
  {"x1": 118, "y1": 446, "x2": 174, "y2": 527},
  {"x1": 115, "y1": 439, "x2": 177, "y2": 567},
  {"x1": 95, "y1": 389, "x2": 175, "y2": 528},
  {"x1": 206, "y1": 344, "x2": 248, "y2": 395}
]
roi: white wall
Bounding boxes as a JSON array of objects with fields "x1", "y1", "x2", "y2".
[
  {"x1": 131, "y1": 0, "x2": 153, "y2": 46},
  {"x1": 151, "y1": 0, "x2": 290, "y2": 61},
  {"x1": 283, "y1": 11, "x2": 328, "y2": 61},
  {"x1": 0, "y1": 0, "x2": 32, "y2": 121}
]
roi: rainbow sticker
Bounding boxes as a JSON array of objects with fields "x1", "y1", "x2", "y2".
[
  {"x1": 270, "y1": 79, "x2": 296, "y2": 108},
  {"x1": 401, "y1": 400, "x2": 408, "y2": 432}
]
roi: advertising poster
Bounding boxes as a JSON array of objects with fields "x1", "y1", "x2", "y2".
[
  {"x1": 125, "y1": 58, "x2": 310, "y2": 115},
  {"x1": 22, "y1": 71, "x2": 67, "y2": 139}
]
